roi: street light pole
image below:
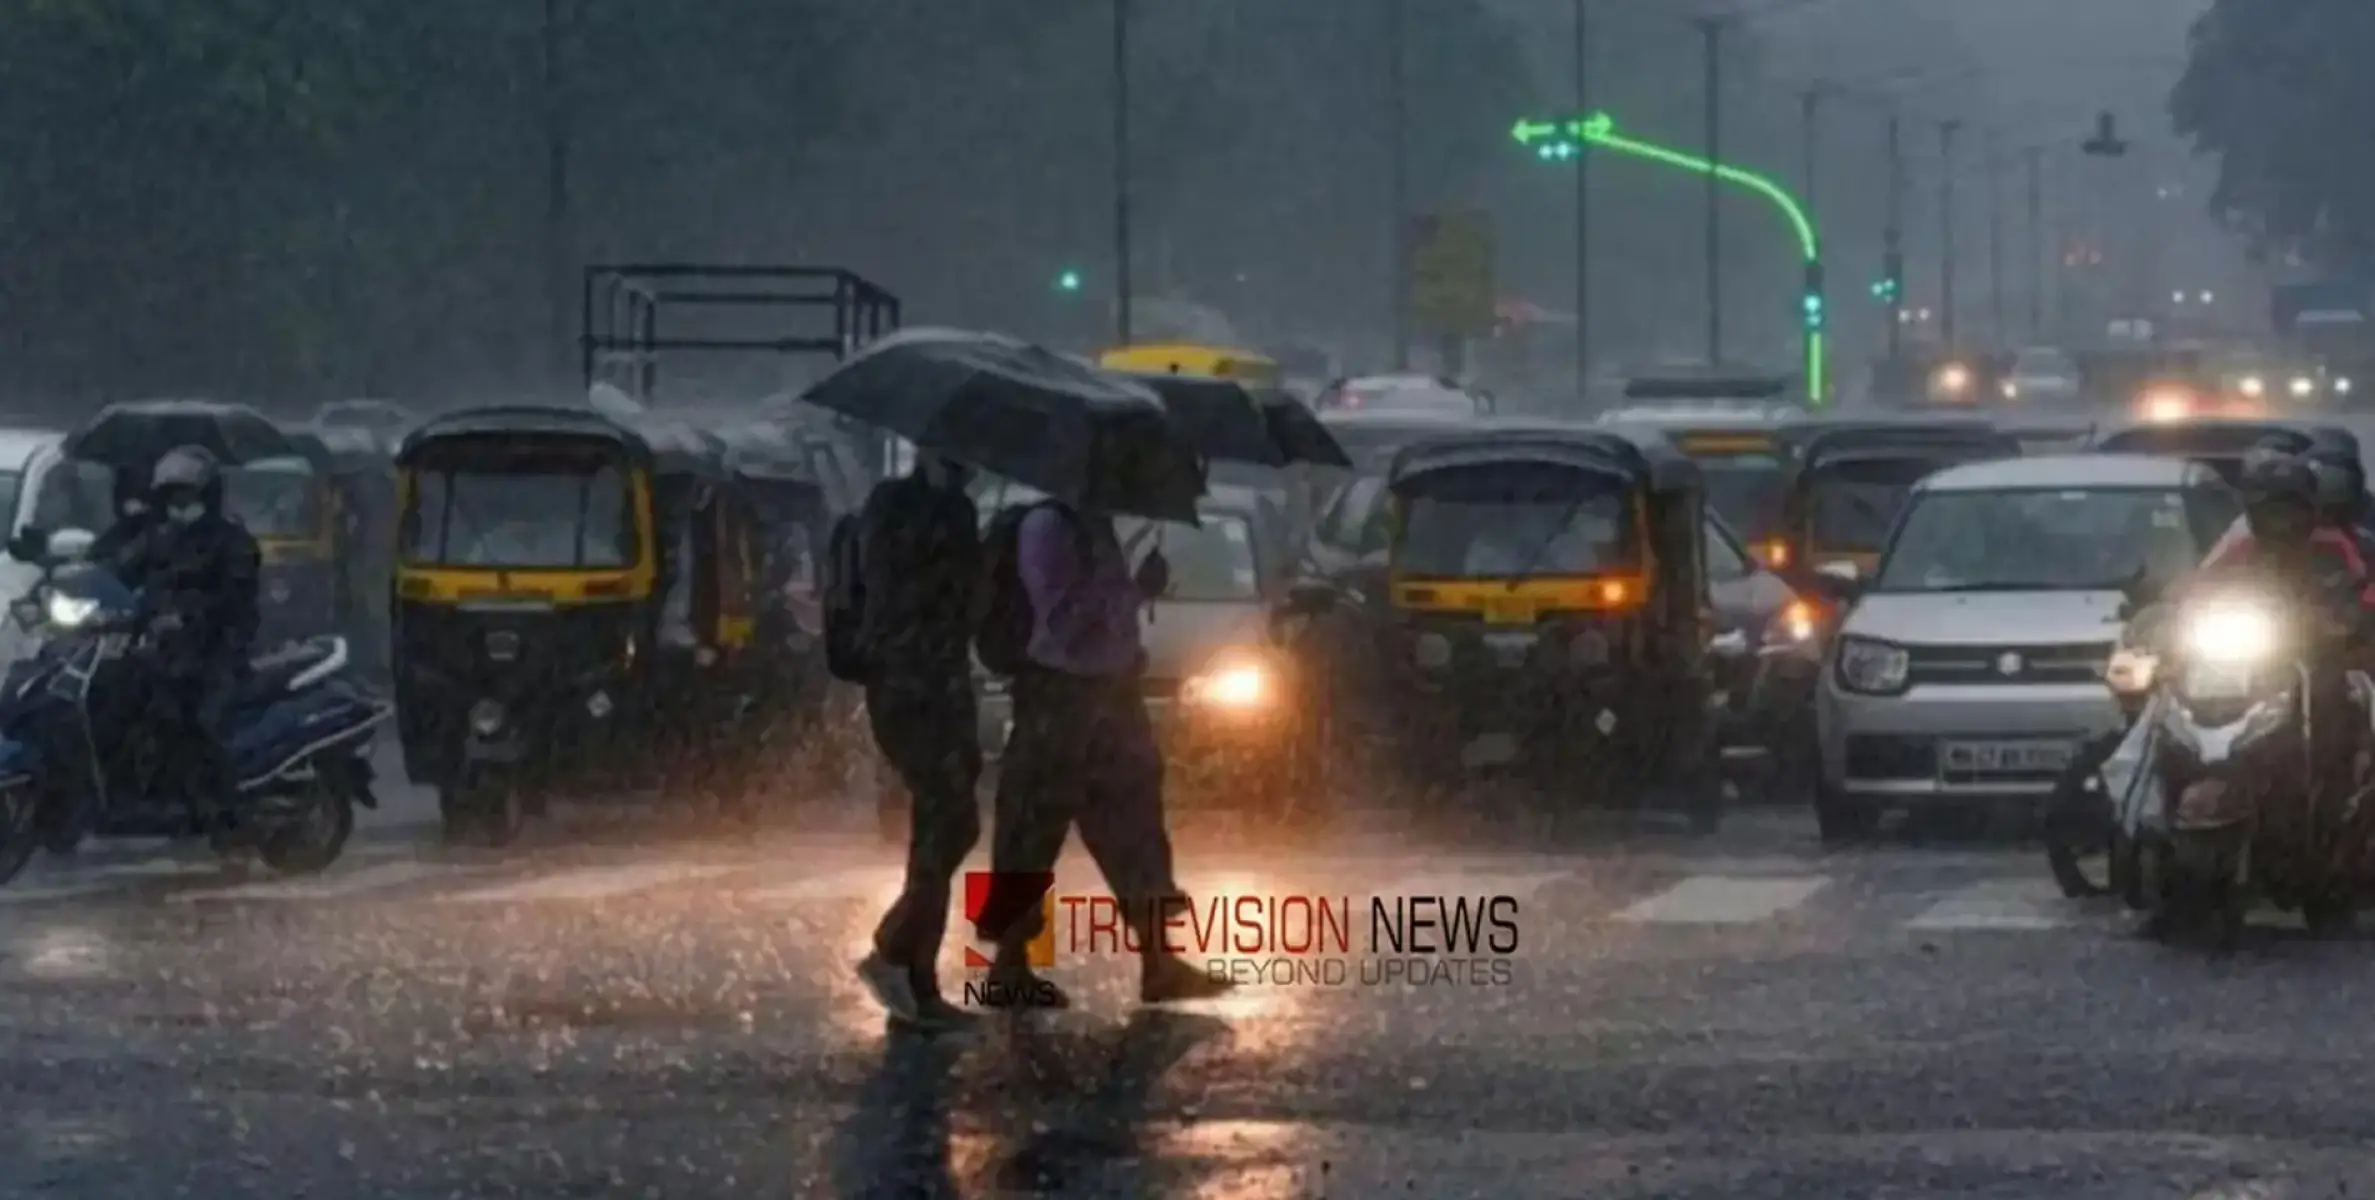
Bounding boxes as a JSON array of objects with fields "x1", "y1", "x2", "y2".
[
  {"x1": 1388, "y1": 0, "x2": 1409, "y2": 369},
  {"x1": 1573, "y1": 0, "x2": 1592, "y2": 393},
  {"x1": 2026, "y1": 145, "x2": 2045, "y2": 339},
  {"x1": 1939, "y1": 119, "x2": 1961, "y2": 349},
  {"x1": 1697, "y1": 17, "x2": 1724, "y2": 364},
  {"x1": 1988, "y1": 131, "x2": 2005, "y2": 342},
  {"x1": 1112, "y1": 0, "x2": 1134, "y2": 345},
  {"x1": 1885, "y1": 108, "x2": 1904, "y2": 359},
  {"x1": 541, "y1": 0, "x2": 574, "y2": 391}
]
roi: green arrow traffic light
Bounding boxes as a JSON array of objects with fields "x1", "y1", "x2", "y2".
[{"x1": 1055, "y1": 269, "x2": 1084, "y2": 293}]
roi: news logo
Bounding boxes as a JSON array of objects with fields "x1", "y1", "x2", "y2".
[{"x1": 961, "y1": 869, "x2": 1055, "y2": 969}]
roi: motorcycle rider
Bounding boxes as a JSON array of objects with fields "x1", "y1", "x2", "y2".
[
  {"x1": 128, "y1": 446, "x2": 262, "y2": 847},
  {"x1": 86, "y1": 464, "x2": 160, "y2": 573},
  {"x1": 2305, "y1": 437, "x2": 2375, "y2": 570}
]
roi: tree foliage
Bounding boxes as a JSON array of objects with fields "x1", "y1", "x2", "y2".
[{"x1": 2171, "y1": 0, "x2": 2375, "y2": 269}]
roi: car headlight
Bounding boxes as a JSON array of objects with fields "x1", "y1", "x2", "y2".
[
  {"x1": 2183, "y1": 602, "x2": 2275, "y2": 664},
  {"x1": 1834, "y1": 635, "x2": 1910, "y2": 694},
  {"x1": 1999, "y1": 380, "x2": 2019, "y2": 399},
  {"x1": 1934, "y1": 364, "x2": 1972, "y2": 394},
  {"x1": 2140, "y1": 388, "x2": 2192, "y2": 422},
  {"x1": 2240, "y1": 375, "x2": 2265, "y2": 397},
  {"x1": 45, "y1": 592, "x2": 98, "y2": 629},
  {"x1": 2290, "y1": 375, "x2": 2316, "y2": 397},
  {"x1": 2337, "y1": 376, "x2": 2354, "y2": 394},
  {"x1": 1182, "y1": 658, "x2": 1273, "y2": 710}
]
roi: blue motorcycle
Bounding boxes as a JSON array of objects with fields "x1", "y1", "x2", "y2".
[{"x1": 0, "y1": 544, "x2": 393, "y2": 886}]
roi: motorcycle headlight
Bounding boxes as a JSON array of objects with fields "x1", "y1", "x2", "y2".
[
  {"x1": 45, "y1": 592, "x2": 98, "y2": 629},
  {"x1": 2337, "y1": 376, "x2": 2354, "y2": 395},
  {"x1": 1182, "y1": 657, "x2": 1273, "y2": 711},
  {"x1": 2290, "y1": 375, "x2": 2317, "y2": 397},
  {"x1": 1834, "y1": 635, "x2": 1910, "y2": 695},
  {"x1": 2183, "y1": 602, "x2": 2276, "y2": 665}
]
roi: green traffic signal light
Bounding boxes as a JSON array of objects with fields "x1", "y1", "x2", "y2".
[
  {"x1": 1055, "y1": 269, "x2": 1083, "y2": 292},
  {"x1": 1802, "y1": 292, "x2": 1825, "y2": 330}
]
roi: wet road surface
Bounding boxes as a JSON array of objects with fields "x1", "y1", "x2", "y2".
[{"x1": 7, "y1": 799, "x2": 2375, "y2": 1198}]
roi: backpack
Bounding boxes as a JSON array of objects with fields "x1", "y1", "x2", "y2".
[
  {"x1": 822, "y1": 511, "x2": 871, "y2": 682},
  {"x1": 976, "y1": 501, "x2": 1085, "y2": 677}
]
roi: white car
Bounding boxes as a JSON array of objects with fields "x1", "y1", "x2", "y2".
[
  {"x1": 1999, "y1": 347, "x2": 2082, "y2": 403},
  {"x1": 0, "y1": 430, "x2": 68, "y2": 664},
  {"x1": 1812, "y1": 454, "x2": 2241, "y2": 840}
]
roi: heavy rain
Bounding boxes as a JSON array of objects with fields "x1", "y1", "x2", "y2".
[{"x1": 5, "y1": 1, "x2": 2375, "y2": 1197}]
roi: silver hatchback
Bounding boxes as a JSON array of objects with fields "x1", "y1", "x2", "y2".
[{"x1": 1811, "y1": 454, "x2": 2240, "y2": 840}]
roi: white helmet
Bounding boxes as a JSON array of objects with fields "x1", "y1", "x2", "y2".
[{"x1": 151, "y1": 444, "x2": 220, "y2": 494}]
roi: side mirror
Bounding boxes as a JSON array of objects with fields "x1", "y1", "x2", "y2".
[
  {"x1": 5, "y1": 527, "x2": 45, "y2": 564},
  {"x1": 1815, "y1": 560, "x2": 1861, "y2": 583},
  {"x1": 1282, "y1": 580, "x2": 1338, "y2": 617},
  {"x1": 1709, "y1": 629, "x2": 1751, "y2": 659},
  {"x1": 45, "y1": 529, "x2": 95, "y2": 562}
]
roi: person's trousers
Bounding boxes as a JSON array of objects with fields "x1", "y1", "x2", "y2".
[
  {"x1": 159, "y1": 658, "x2": 241, "y2": 832},
  {"x1": 865, "y1": 672, "x2": 982, "y2": 993},
  {"x1": 973, "y1": 668, "x2": 1182, "y2": 960}
]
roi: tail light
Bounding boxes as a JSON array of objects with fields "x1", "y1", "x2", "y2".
[{"x1": 1759, "y1": 539, "x2": 1791, "y2": 569}]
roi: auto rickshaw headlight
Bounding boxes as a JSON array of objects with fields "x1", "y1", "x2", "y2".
[
  {"x1": 468, "y1": 699, "x2": 506, "y2": 736},
  {"x1": 1182, "y1": 657, "x2": 1272, "y2": 710},
  {"x1": 1412, "y1": 632, "x2": 1452, "y2": 669}
]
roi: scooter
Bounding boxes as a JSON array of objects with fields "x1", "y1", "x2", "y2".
[
  {"x1": 0, "y1": 532, "x2": 393, "y2": 887},
  {"x1": 2126, "y1": 583, "x2": 2369, "y2": 949}
]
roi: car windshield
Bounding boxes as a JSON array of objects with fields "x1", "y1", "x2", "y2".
[
  {"x1": 1806, "y1": 458, "x2": 1943, "y2": 552},
  {"x1": 1872, "y1": 487, "x2": 2201, "y2": 593},
  {"x1": 1396, "y1": 462, "x2": 1635, "y2": 579},
  {"x1": 222, "y1": 460, "x2": 320, "y2": 538},
  {"x1": 1117, "y1": 513, "x2": 1259, "y2": 602},
  {"x1": 1340, "y1": 380, "x2": 1481, "y2": 415},
  {"x1": 1694, "y1": 452, "x2": 1787, "y2": 540},
  {"x1": 26, "y1": 458, "x2": 116, "y2": 534},
  {"x1": 401, "y1": 464, "x2": 636, "y2": 568}
]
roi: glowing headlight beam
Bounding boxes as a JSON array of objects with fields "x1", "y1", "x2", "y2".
[
  {"x1": 1185, "y1": 663, "x2": 1270, "y2": 709},
  {"x1": 44, "y1": 592, "x2": 97, "y2": 629},
  {"x1": 2184, "y1": 604, "x2": 2276, "y2": 665}
]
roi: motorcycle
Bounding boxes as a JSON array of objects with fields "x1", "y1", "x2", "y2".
[
  {"x1": 2043, "y1": 620, "x2": 2159, "y2": 901},
  {"x1": 2123, "y1": 580, "x2": 2373, "y2": 949},
  {"x1": 0, "y1": 535, "x2": 393, "y2": 887}
]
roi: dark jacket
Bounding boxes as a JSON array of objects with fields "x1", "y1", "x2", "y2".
[
  {"x1": 131, "y1": 513, "x2": 262, "y2": 672},
  {"x1": 856, "y1": 475, "x2": 981, "y2": 679},
  {"x1": 89, "y1": 511, "x2": 155, "y2": 577}
]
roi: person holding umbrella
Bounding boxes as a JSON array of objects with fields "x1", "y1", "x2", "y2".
[
  {"x1": 802, "y1": 329, "x2": 1228, "y2": 1009},
  {"x1": 850, "y1": 446, "x2": 989, "y2": 1034}
]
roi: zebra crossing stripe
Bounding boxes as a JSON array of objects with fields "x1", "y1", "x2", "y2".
[
  {"x1": 1905, "y1": 878, "x2": 2069, "y2": 931},
  {"x1": 168, "y1": 859, "x2": 484, "y2": 904},
  {"x1": 439, "y1": 862, "x2": 739, "y2": 904},
  {"x1": 1612, "y1": 875, "x2": 1830, "y2": 925}
]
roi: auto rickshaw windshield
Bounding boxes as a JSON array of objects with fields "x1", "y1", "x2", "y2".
[
  {"x1": 223, "y1": 459, "x2": 322, "y2": 538},
  {"x1": 1695, "y1": 452, "x2": 1787, "y2": 541},
  {"x1": 1396, "y1": 462, "x2": 1637, "y2": 579},
  {"x1": 1806, "y1": 457, "x2": 1938, "y2": 552},
  {"x1": 401, "y1": 449, "x2": 637, "y2": 569}
]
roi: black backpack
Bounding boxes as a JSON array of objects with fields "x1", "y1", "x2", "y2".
[
  {"x1": 976, "y1": 500, "x2": 1084, "y2": 677},
  {"x1": 822, "y1": 511, "x2": 871, "y2": 682}
]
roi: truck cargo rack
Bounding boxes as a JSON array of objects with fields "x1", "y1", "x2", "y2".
[{"x1": 580, "y1": 265, "x2": 901, "y2": 403}]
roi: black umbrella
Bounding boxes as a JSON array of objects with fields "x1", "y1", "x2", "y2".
[
  {"x1": 800, "y1": 328, "x2": 1206, "y2": 522},
  {"x1": 1120, "y1": 372, "x2": 1351, "y2": 468},
  {"x1": 63, "y1": 399, "x2": 299, "y2": 471}
]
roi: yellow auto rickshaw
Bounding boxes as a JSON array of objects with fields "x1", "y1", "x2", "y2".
[
  {"x1": 1377, "y1": 420, "x2": 1721, "y2": 827},
  {"x1": 391, "y1": 406, "x2": 767, "y2": 843},
  {"x1": 1769, "y1": 419, "x2": 2020, "y2": 580},
  {"x1": 222, "y1": 454, "x2": 343, "y2": 646}
]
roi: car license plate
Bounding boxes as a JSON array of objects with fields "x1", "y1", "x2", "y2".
[
  {"x1": 1483, "y1": 597, "x2": 1535, "y2": 625},
  {"x1": 1941, "y1": 740, "x2": 2072, "y2": 774},
  {"x1": 2184, "y1": 662, "x2": 2252, "y2": 699}
]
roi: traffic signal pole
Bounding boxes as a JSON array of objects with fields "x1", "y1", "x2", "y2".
[
  {"x1": 1698, "y1": 18, "x2": 1725, "y2": 365},
  {"x1": 1573, "y1": 0, "x2": 1591, "y2": 394}
]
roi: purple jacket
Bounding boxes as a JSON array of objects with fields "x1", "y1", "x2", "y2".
[{"x1": 1017, "y1": 507, "x2": 1145, "y2": 677}]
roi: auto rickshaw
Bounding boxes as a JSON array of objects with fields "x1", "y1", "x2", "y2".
[
  {"x1": 711, "y1": 420, "x2": 870, "y2": 734},
  {"x1": 222, "y1": 453, "x2": 343, "y2": 646},
  {"x1": 1097, "y1": 342, "x2": 1283, "y2": 387},
  {"x1": 2093, "y1": 418, "x2": 2354, "y2": 487},
  {"x1": 1377, "y1": 421, "x2": 1722, "y2": 829},
  {"x1": 391, "y1": 406, "x2": 768, "y2": 843},
  {"x1": 1596, "y1": 406, "x2": 1801, "y2": 554}
]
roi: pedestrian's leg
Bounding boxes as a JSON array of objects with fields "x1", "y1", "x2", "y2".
[
  {"x1": 1075, "y1": 683, "x2": 1233, "y2": 1003},
  {"x1": 858, "y1": 682, "x2": 984, "y2": 1026},
  {"x1": 974, "y1": 673, "x2": 1090, "y2": 1007}
]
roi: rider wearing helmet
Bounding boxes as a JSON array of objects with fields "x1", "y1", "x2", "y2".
[{"x1": 131, "y1": 446, "x2": 262, "y2": 846}]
